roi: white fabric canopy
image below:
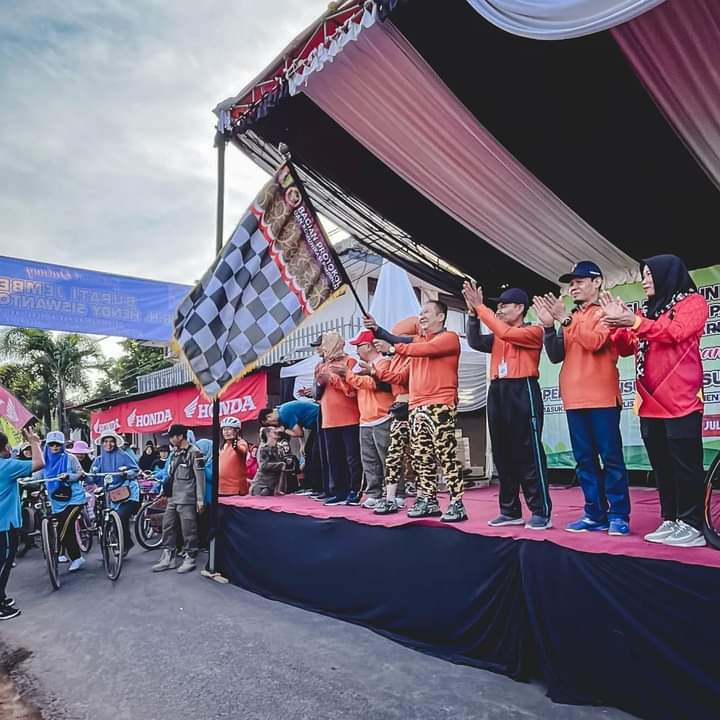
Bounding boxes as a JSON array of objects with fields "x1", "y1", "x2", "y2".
[
  {"x1": 369, "y1": 260, "x2": 421, "y2": 328},
  {"x1": 465, "y1": 0, "x2": 666, "y2": 39}
]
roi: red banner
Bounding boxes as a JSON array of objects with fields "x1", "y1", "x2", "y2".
[
  {"x1": 0, "y1": 384, "x2": 34, "y2": 430},
  {"x1": 90, "y1": 372, "x2": 267, "y2": 439}
]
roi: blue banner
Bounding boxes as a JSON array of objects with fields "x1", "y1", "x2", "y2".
[{"x1": 0, "y1": 256, "x2": 190, "y2": 341}]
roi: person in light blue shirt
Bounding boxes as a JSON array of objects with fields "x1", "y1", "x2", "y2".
[
  {"x1": 0, "y1": 427, "x2": 44, "y2": 620},
  {"x1": 89, "y1": 431, "x2": 140, "y2": 556},
  {"x1": 39, "y1": 431, "x2": 86, "y2": 572}
]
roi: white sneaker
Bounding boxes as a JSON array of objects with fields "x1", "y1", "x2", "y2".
[
  {"x1": 394, "y1": 497, "x2": 406, "y2": 509},
  {"x1": 58, "y1": 555, "x2": 69, "y2": 563},
  {"x1": 69, "y1": 557, "x2": 86, "y2": 572},
  {"x1": 644, "y1": 520, "x2": 678, "y2": 544},
  {"x1": 662, "y1": 520, "x2": 707, "y2": 548}
]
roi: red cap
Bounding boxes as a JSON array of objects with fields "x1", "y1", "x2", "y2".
[{"x1": 349, "y1": 329, "x2": 375, "y2": 346}]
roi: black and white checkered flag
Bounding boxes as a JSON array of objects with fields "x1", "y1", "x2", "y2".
[{"x1": 174, "y1": 162, "x2": 347, "y2": 397}]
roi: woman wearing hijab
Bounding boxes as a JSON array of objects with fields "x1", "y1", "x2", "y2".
[
  {"x1": 139, "y1": 441, "x2": 158, "y2": 472},
  {"x1": 40, "y1": 431, "x2": 87, "y2": 571},
  {"x1": 316, "y1": 331, "x2": 362, "y2": 505},
  {"x1": 89, "y1": 431, "x2": 140, "y2": 555},
  {"x1": 602, "y1": 254, "x2": 709, "y2": 548}
]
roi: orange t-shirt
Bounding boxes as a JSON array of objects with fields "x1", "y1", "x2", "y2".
[
  {"x1": 560, "y1": 304, "x2": 621, "y2": 410},
  {"x1": 318, "y1": 356, "x2": 361, "y2": 429},
  {"x1": 476, "y1": 305, "x2": 543, "y2": 379},
  {"x1": 219, "y1": 441, "x2": 249, "y2": 496},
  {"x1": 341, "y1": 363, "x2": 395, "y2": 425},
  {"x1": 379, "y1": 331, "x2": 460, "y2": 409}
]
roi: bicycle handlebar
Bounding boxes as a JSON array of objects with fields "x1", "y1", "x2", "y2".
[{"x1": 18, "y1": 476, "x2": 65, "y2": 486}]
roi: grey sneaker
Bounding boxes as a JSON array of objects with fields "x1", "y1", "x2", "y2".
[
  {"x1": 176, "y1": 556, "x2": 197, "y2": 574},
  {"x1": 488, "y1": 514, "x2": 524, "y2": 527},
  {"x1": 407, "y1": 498, "x2": 442, "y2": 518},
  {"x1": 662, "y1": 520, "x2": 706, "y2": 548},
  {"x1": 152, "y1": 549, "x2": 176, "y2": 573},
  {"x1": 394, "y1": 497, "x2": 406, "y2": 509},
  {"x1": 362, "y1": 497, "x2": 382, "y2": 509},
  {"x1": 441, "y1": 500, "x2": 468, "y2": 523},
  {"x1": 525, "y1": 515, "x2": 552, "y2": 530},
  {"x1": 644, "y1": 520, "x2": 678, "y2": 544}
]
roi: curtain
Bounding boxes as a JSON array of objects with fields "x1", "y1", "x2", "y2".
[
  {"x1": 465, "y1": 0, "x2": 665, "y2": 39},
  {"x1": 300, "y1": 21, "x2": 637, "y2": 287},
  {"x1": 613, "y1": 0, "x2": 720, "y2": 191}
]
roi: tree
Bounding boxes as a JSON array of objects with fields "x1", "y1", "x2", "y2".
[
  {"x1": 97, "y1": 340, "x2": 170, "y2": 396},
  {"x1": 0, "y1": 328, "x2": 104, "y2": 434}
]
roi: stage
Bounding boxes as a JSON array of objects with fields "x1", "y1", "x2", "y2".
[{"x1": 217, "y1": 486, "x2": 720, "y2": 720}]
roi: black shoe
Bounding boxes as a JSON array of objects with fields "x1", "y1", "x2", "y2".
[
  {"x1": 1, "y1": 597, "x2": 15, "y2": 608},
  {"x1": 0, "y1": 604, "x2": 21, "y2": 620},
  {"x1": 373, "y1": 500, "x2": 399, "y2": 515},
  {"x1": 407, "y1": 498, "x2": 442, "y2": 518},
  {"x1": 441, "y1": 500, "x2": 468, "y2": 523},
  {"x1": 312, "y1": 493, "x2": 330, "y2": 502}
]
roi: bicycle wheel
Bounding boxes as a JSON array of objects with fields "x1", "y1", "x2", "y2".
[
  {"x1": 134, "y1": 498, "x2": 165, "y2": 550},
  {"x1": 102, "y1": 511, "x2": 124, "y2": 581},
  {"x1": 75, "y1": 511, "x2": 93, "y2": 554},
  {"x1": 41, "y1": 518, "x2": 61, "y2": 590},
  {"x1": 703, "y1": 451, "x2": 720, "y2": 550}
]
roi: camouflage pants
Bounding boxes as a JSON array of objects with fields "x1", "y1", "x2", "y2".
[
  {"x1": 409, "y1": 404, "x2": 463, "y2": 502},
  {"x1": 384, "y1": 418, "x2": 411, "y2": 492}
]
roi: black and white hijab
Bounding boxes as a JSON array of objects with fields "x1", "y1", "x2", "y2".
[{"x1": 637, "y1": 254, "x2": 697, "y2": 378}]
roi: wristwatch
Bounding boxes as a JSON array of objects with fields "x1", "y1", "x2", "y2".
[
  {"x1": 387, "y1": 345, "x2": 396, "y2": 355},
  {"x1": 560, "y1": 316, "x2": 573, "y2": 328}
]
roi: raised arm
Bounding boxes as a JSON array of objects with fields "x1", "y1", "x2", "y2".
[
  {"x1": 394, "y1": 331, "x2": 460, "y2": 358},
  {"x1": 476, "y1": 305, "x2": 542, "y2": 349},
  {"x1": 466, "y1": 315, "x2": 494, "y2": 353}
]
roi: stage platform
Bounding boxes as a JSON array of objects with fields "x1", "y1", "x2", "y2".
[{"x1": 217, "y1": 487, "x2": 720, "y2": 720}]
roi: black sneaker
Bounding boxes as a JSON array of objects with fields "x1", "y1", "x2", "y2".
[
  {"x1": 0, "y1": 604, "x2": 21, "y2": 621},
  {"x1": 1, "y1": 597, "x2": 15, "y2": 608},
  {"x1": 441, "y1": 500, "x2": 468, "y2": 523},
  {"x1": 373, "y1": 500, "x2": 399, "y2": 515},
  {"x1": 407, "y1": 498, "x2": 442, "y2": 518},
  {"x1": 312, "y1": 493, "x2": 330, "y2": 502}
]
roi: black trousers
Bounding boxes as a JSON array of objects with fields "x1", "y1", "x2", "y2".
[
  {"x1": 0, "y1": 528, "x2": 19, "y2": 602},
  {"x1": 641, "y1": 413, "x2": 705, "y2": 530},
  {"x1": 487, "y1": 378, "x2": 552, "y2": 519},
  {"x1": 115, "y1": 500, "x2": 141, "y2": 551},
  {"x1": 303, "y1": 424, "x2": 323, "y2": 492},
  {"x1": 55, "y1": 505, "x2": 83, "y2": 561},
  {"x1": 324, "y1": 424, "x2": 362, "y2": 498}
]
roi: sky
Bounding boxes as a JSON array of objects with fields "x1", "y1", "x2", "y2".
[{"x1": 0, "y1": 0, "x2": 329, "y2": 357}]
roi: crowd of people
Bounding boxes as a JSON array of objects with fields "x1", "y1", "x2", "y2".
[
  {"x1": 258, "y1": 253, "x2": 709, "y2": 549},
  {"x1": 0, "y1": 252, "x2": 711, "y2": 620}
]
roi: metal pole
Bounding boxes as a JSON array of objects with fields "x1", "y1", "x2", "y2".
[{"x1": 208, "y1": 132, "x2": 226, "y2": 574}]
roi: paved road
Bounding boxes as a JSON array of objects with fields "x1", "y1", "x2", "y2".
[{"x1": 1, "y1": 546, "x2": 634, "y2": 720}]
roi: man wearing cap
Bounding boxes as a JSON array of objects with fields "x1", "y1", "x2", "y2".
[
  {"x1": 330, "y1": 330, "x2": 395, "y2": 509},
  {"x1": 372, "y1": 301, "x2": 466, "y2": 522},
  {"x1": 152, "y1": 424, "x2": 206, "y2": 574},
  {"x1": 533, "y1": 261, "x2": 630, "y2": 535},
  {"x1": 463, "y1": 281, "x2": 552, "y2": 529}
]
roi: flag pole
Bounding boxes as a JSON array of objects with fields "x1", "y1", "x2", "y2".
[
  {"x1": 207, "y1": 131, "x2": 226, "y2": 576},
  {"x1": 278, "y1": 143, "x2": 369, "y2": 318}
]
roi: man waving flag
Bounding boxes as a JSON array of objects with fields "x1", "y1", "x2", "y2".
[{"x1": 174, "y1": 162, "x2": 348, "y2": 397}]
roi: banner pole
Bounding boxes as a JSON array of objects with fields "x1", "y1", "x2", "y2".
[{"x1": 208, "y1": 132, "x2": 226, "y2": 576}]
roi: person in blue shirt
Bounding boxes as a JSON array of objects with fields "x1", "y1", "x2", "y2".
[
  {"x1": 39, "y1": 431, "x2": 86, "y2": 572},
  {"x1": 89, "y1": 430, "x2": 140, "y2": 556},
  {"x1": 0, "y1": 427, "x2": 44, "y2": 620},
  {"x1": 259, "y1": 400, "x2": 323, "y2": 495}
]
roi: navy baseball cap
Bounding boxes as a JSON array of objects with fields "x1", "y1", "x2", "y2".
[
  {"x1": 490, "y1": 288, "x2": 529, "y2": 307},
  {"x1": 558, "y1": 261, "x2": 603, "y2": 283}
]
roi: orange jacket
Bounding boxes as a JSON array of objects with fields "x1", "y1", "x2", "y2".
[
  {"x1": 377, "y1": 331, "x2": 460, "y2": 409},
  {"x1": 318, "y1": 356, "x2": 361, "y2": 428},
  {"x1": 219, "y1": 441, "x2": 249, "y2": 496},
  {"x1": 340, "y1": 362, "x2": 395, "y2": 425}
]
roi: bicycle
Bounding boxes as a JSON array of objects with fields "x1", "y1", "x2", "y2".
[
  {"x1": 703, "y1": 451, "x2": 720, "y2": 550},
  {"x1": 134, "y1": 473, "x2": 165, "y2": 551},
  {"x1": 18, "y1": 477, "x2": 62, "y2": 590},
  {"x1": 86, "y1": 470, "x2": 130, "y2": 581}
]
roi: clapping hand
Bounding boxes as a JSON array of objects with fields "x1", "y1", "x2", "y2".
[
  {"x1": 532, "y1": 296, "x2": 555, "y2": 328},
  {"x1": 599, "y1": 292, "x2": 636, "y2": 327},
  {"x1": 462, "y1": 280, "x2": 483, "y2": 315}
]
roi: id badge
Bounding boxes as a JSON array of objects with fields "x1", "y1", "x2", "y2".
[{"x1": 498, "y1": 360, "x2": 508, "y2": 379}]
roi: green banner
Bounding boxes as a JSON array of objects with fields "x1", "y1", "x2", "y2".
[{"x1": 538, "y1": 265, "x2": 720, "y2": 470}]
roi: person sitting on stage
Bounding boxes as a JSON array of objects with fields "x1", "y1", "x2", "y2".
[
  {"x1": 601, "y1": 254, "x2": 709, "y2": 548},
  {"x1": 219, "y1": 416, "x2": 249, "y2": 497},
  {"x1": 372, "y1": 301, "x2": 467, "y2": 522},
  {"x1": 463, "y1": 281, "x2": 552, "y2": 530},
  {"x1": 534, "y1": 261, "x2": 631, "y2": 536},
  {"x1": 251, "y1": 428, "x2": 287, "y2": 496},
  {"x1": 314, "y1": 332, "x2": 362, "y2": 507},
  {"x1": 258, "y1": 400, "x2": 323, "y2": 495},
  {"x1": 329, "y1": 329, "x2": 395, "y2": 510}
]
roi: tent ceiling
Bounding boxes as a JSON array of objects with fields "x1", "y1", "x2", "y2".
[{"x1": 228, "y1": 0, "x2": 720, "y2": 296}]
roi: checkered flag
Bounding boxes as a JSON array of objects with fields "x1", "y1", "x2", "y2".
[{"x1": 174, "y1": 162, "x2": 348, "y2": 397}]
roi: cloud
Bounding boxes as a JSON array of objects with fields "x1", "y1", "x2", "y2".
[{"x1": 0, "y1": 0, "x2": 323, "y2": 284}]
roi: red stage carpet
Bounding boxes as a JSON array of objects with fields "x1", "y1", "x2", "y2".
[{"x1": 221, "y1": 485, "x2": 720, "y2": 569}]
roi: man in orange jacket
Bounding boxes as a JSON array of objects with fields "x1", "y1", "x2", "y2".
[{"x1": 534, "y1": 261, "x2": 631, "y2": 536}]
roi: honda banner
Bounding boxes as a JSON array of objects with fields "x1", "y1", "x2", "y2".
[{"x1": 90, "y1": 371, "x2": 267, "y2": 439}]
